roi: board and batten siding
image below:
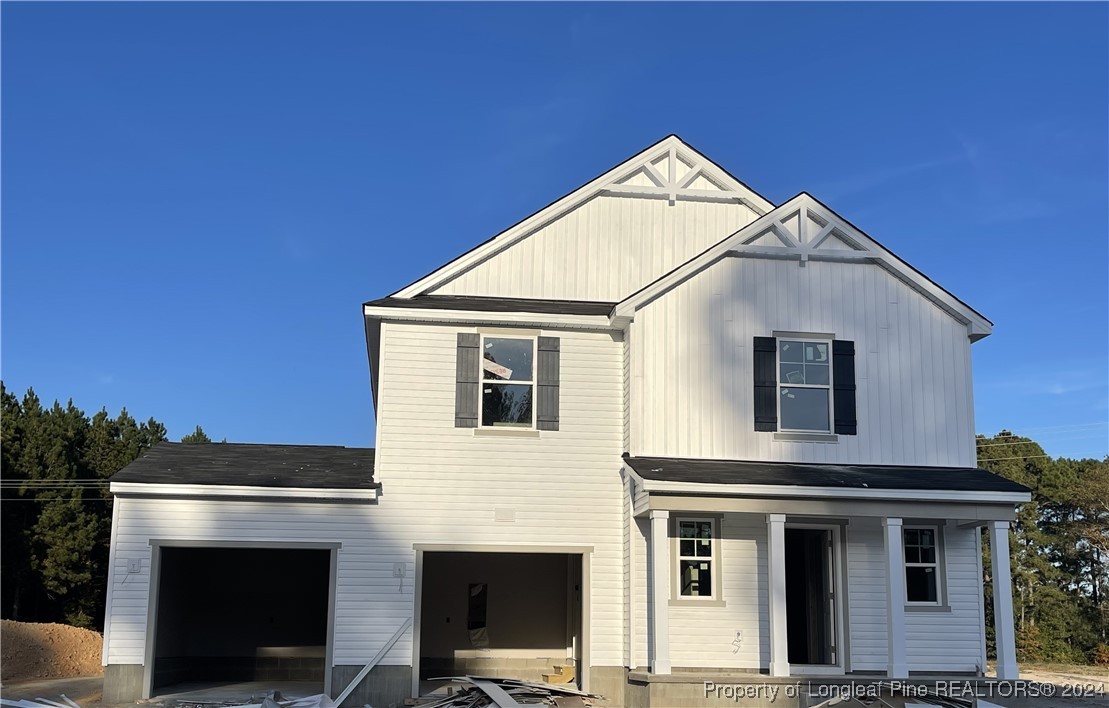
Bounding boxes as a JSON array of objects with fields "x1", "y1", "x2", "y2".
[
  {"x1": 431, "y1": 197, "x2": 758, "y2": 301},
  {"x1": 846, "y1": 519, "x2": 984, "y2": 672},
  {"x1": 630, "y1": 257, "x2": 977, "y2": 466},
  {"x1": 375, "y1": 321, "x2": 627, "y2": 667}
]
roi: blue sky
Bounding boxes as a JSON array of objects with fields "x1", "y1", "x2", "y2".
[{"x1": 3, "y1": 3, "x2": 1106, "y2": 459}]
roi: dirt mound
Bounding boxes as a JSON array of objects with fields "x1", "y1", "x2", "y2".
[{"x1": 1, "y1": 620, "x2": 103, "y2": 681}]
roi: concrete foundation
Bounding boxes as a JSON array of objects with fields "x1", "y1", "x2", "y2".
[
  {"x1": 102, "y1": 664, "x2": 144, "y2": 705},
  {"x1": 588, "y1": 666, "x2": 628, "y2": 707},
  {"x1": 331, "y1": 665, "x2": 412, "y2": 708}
]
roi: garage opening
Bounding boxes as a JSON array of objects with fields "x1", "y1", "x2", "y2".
[
  {"x1": 419, "y1": 552, "x2": 582, "y2": 690},
  {"x1": 151, "y1": 547, "x2": 332, "y2": 694}
]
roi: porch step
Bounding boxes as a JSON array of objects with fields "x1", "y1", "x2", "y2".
[{"x1": 542, "y1": 664, "x2": 576, "y2": 684}]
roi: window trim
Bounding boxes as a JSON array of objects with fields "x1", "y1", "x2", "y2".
[
  {"x1": 477, "y1": 333, "x2": 537, "y2": 430},
  {"x1": 776, "y1": 337, "x2": 835, "y2": 434},
  {"x1": 671, "y1": 515, "x2": 722, "y2": 604},
  {"x1": 903, "y1": 524, "x2": 944, "y2": 607}
]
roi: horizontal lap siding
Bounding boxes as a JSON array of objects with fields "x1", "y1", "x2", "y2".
[
  {"x1": 433, "y1": 197, "x2": 757, "y2": 301},
  {"x1": 669, "y1": 514, "x2": 768, "y2": 669},
  {"x1": 633, "y1": 258, "x2": 976, "y2": 467},
  {"x1": 377, "y1": 322, "x2": 627, "y2": 667},
  {"x1": 848, "y1": 521, "x2": 985, "y2": 672}
]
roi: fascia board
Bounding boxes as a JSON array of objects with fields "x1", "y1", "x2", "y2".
[
  {"x1": 362, "y1": 304, "x2": 615, "y2": 330},
  {"x1": 638, "y1": 478, "x2": 1030, "y2": 505},
  {"x1": 110, "y1": 481, "x2": 379, "y2": 501}
]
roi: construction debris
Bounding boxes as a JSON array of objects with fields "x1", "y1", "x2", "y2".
[
  {"x1": 422, "y1": 677, "x2": 602, "y2": 708},
  {"x1": 0, "y1": 696, "x2": 81, "y2": 708}
]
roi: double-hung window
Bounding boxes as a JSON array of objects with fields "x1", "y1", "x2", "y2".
[
  {"x1": 480, "y1": 335, "x2": 536, "y2": 428},
  {"x1": 676, "y1": 518, "x2": 716, "y2": 599},
  {"x1": 777, "y1": 338, "x2": 832, "y2": 433},
  {"x1": 904, "y1": 526, "x2": 941, "y2": 604}
]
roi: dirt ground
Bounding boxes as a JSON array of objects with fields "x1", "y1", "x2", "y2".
[{"x1": 0, "y1": 620, "x2": 104, "y2": 682}]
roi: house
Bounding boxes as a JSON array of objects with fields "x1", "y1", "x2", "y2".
[{"x1": 101, "y1": 135, "x2": 1031, "y2": 707}]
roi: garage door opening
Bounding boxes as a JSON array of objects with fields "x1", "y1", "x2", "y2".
[
  {"x1": 418, "y1": 552, "x2": 582, "y2": 690},
  {"x1": 150, "y1": 546, "x2": 332, "y2": 695}
]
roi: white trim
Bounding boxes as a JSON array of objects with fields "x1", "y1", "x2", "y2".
[
  {"x1": 392, "y1": 136, "x2": 773, "y2": 298},
  {"x1": 776, "y1": 337, "x2": 834, "y2": 434},
  {"x1": 611, "y1": 193, "x2": 993, "y2": 339},
  {"x1": 902, "y1": 524, "x2": 944, "y2": 606},
  {"x1": 478, "y1": 333, "x2": 537, "y2": 430},
  {"x1": 784, "y1": 523, "x2": 846, "y2": 675},
  {"x1": 671, "y1": 516, "x2": 719, "y2": 602},
  {"x1": 635, "y1": 478, "x2": 1030, "y2": 504},
  {"x1": 648, "y1": 509, "x2": 671, "y2": 675},
  {"x1": 766, "y1": 514, "x2": 789, "y2": 677},
  {"x1": 363, "y1": 305, "x2": 613, "y2": 331},
  {"x1": 101, "y1": 495, "x2": 123, "y2": 666},
  {"x1": 882, "y1": 517, "x2": 909, "y2": 678},
  {"x1": 989, "y1": 521, "x2": 1019, "y2": 680},
  {"x1": 109, "y1": 481, "x2": 378, "y2": 501}
]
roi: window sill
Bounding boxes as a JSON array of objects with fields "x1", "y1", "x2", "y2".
[
  {"x1": 669, "y1": 599, "x2": 727, "y2": 608},
  {"x1": 906, "y1": 604, "x2": 951, "y2": 613},
  {"x1": 473, "y1": 428, "x2": 541, "y2": 438},
  {"x1": 774, "y1": 432, "x2": 839, "y2": 443}
]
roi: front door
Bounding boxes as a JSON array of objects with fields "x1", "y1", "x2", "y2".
[{"x1": 784, "y1": 527, "x2": 840, "y2": 670}]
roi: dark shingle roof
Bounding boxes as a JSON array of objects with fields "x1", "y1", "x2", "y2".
[
  {"x1": 364, "y1": 295, "x2": 615, "y2": 316},
  {"x1": 624, "y1": 455, "x2": 1030, "y2": 494},
  {"x1": 111, "y1": 442, "x2": 375, "y2": 489}
]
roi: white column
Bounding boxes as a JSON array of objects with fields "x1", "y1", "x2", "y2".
[
  {"x1": 882, "y1": 517, "x2": 908, "y2": 678},
  {"x1": 649, "y1": 510, "x2": 671, "y2": 674},
  {"x1": 990, "y1": 521, "x2": 1020, "y2": 680},
  {"x1": 767, "y1": 513, "x2": 790, "y2": 677}
]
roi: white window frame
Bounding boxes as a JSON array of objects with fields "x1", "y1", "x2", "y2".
[
  {"x1": 673, "y1": 516, "x2": 719, "y2": 602},
  {"x1": 903, "y1": 525, "x2": 943, "y2": 606},
  {"x1": 776, "y1": 337, "x2": 834, "y2": 434},
  {"x1": 478, "y1": 333, "x2": 537, "y2": 430}
]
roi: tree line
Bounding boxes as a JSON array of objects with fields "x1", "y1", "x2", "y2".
[
  {"x1": 0, "y1": 383, "x2": 210, "y2": 626},
  {"x1": 0, "y1": 383, "x2": 1106, "y2": 665}
]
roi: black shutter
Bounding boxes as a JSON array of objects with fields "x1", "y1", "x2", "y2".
[
  {"x1": 832, "y1": 339, "x2": 857, "y2": 435},
  {"x1": 455, "y1": 333, "x2": 480, "y2": 428},
  {"x1": 536, "y1": 336, "x2": 560, "y2": 431},
  {"x1": 753, "y1": 337, "x2": 777, "y2": 432}
]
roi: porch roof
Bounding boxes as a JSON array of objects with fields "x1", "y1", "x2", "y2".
[{"x1": 623, "y1": 454, "x2": 1030, "y2": 495}]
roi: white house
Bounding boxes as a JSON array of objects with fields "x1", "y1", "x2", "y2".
[{"x1": 101, "y1": 135, "x2": 1030, "y2": 707}]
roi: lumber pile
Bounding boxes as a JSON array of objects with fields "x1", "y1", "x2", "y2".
[{"x1": 421, "y1": 676, "x2": 602, "y2": 708}]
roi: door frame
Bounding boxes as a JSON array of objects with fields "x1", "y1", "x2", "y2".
[
  {"x1": 142, "y1": 539, "x2": 340, "y2": 699},
  {"x1": 783, "y1": 524, "x2": 845, "y2": 676},
  {"x1": 411, "y1": 543, "x2": 593, "y2": 699}
]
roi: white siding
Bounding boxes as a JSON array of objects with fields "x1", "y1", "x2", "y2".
[
  {"x1": 847, "y1": 520, "x2": 985, "y2": 673},
  {"x1": 374, "y1": 321, "x2": 627, "y2": 668},
  {"x1": 431, "y1": 196, "x2": 758, "y2": 301},
  {"x1": 106, "y1": 321, "x2": 627, "y2": 669},
  {"x1": 668, "y1": 514, "x2": 768, "y2": 669},
  {"x1": 631, "y1": 257, "x2": 977, "y2": 466}
]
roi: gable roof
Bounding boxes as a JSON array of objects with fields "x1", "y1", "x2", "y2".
[
  {"x1": 612, "y1": 192, "x2": 993, "y2": 339},
  {"x1": 111, "y1": 442, "x2": 376, "y2": 489},
  {"x1": 391, "y1": 135, "x2": 776, "y2": 299},
  {"x1": 365, "y1": 295, "x2": 615, "y2": 316}
]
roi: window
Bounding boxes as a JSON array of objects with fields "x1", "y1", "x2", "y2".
[
  {"x1": 777, "y1": 339, "x2": 832, "y2": 432},
  {"x1": 676, "y1": 518, "x2": 716, "y2": 599},
  {"x1": 904, "y1": 527, "x2": 941, "y2": 604},
  {"x1": 480, "y1": 335, "x2": 535, "y2": 428}
]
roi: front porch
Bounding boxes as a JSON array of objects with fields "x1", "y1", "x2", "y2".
[{"x1": 622, "y1": 456, "x2": 1029, "y2": 684}]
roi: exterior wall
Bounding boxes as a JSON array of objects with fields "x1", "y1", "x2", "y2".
[
  {"x1": 846, "y1": 519, "x2": 984, "y2": 673},
  {"x1": 431, "y1": 196, "x2": 758, "y2": 301},
  {"x1": 375, "y1": 321, "x2": 627, "y2": 668},
  {"x1": 630, "y1": 257, "x2": 977, "y2": 466},
  {"x1": 105, "y1": 322, "x2": 626, "y2": 674}
]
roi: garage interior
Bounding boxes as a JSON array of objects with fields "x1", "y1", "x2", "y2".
[
  {"x1": 419, "y1": 552, "x2": 582, "y2": 687},
  {"x1": 151, "y1": 547, "x2": 331, "y2": 693}
]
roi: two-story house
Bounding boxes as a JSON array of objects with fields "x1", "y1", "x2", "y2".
[{"x1": 101, "y1": 136, "x2": 1030, "y2": 707}]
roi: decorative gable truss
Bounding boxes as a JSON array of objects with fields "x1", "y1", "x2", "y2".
[
  {"x1": 613, "y1": 192, "x2": 993, "y2": 340},
  {"x1": 601, "y1": 142, "x2": 765, "y2": 208},
  {"x1": 391, "y1": 135, "x2": 774, "y2": 299}
]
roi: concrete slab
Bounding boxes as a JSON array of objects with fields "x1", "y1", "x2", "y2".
[{"x1": 150, "y1": 680, "x2": 323, "y2": 704}]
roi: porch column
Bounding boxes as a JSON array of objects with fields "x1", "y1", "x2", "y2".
[
  {"x1": 767, "y1": 513, "x2": 789, "y2": 677},
  {"x1": 990, "y1": 521, "x2": 1019, "y2": 680},
  {"x1": 882, "y1": 517, "x2": 908, "y2": 678},
  {"x1": 648, "y1": 509, "x2": 671, "y2": 674}
]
